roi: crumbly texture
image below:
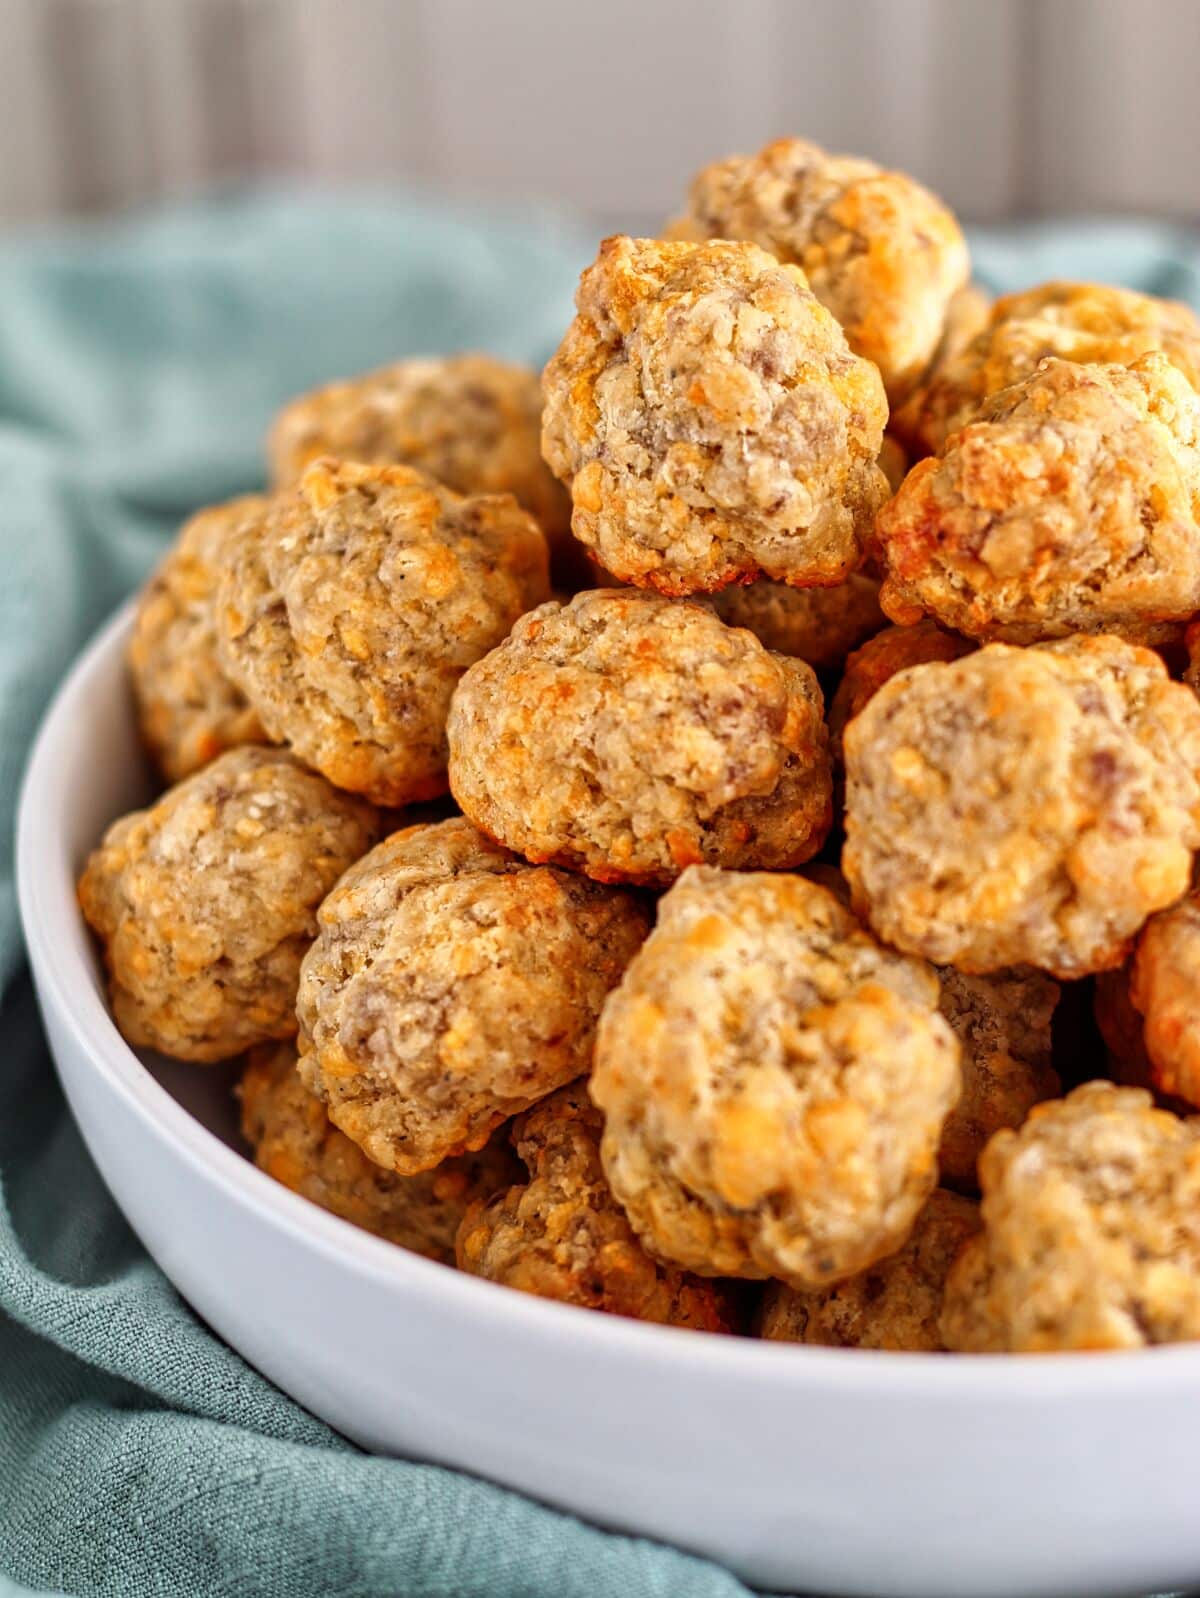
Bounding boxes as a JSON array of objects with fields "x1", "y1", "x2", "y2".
[
  {"x1": 79, "y1": 748, "x2": 379, "y2": 1063},
  {"x1": 828, "y1": 620, "x2": 973, "y2": 758},
  {"x1": 456, "y1": 1081, "x2": 734, "y2": 1330},
  {"x1": 239, "y1": 1040, "x2": 520, "y2": 1261},
  {"x1": 128, "y1": 496, "x2": 270, "y2": 781},
  {"x1": 267, "y1": 351, "x2": 571, "y2": 541},
  {"x1": 843, "y1": 635, "x2": 1200, "y2": 977},
  {"x1": 877, "y1": 356, "x2": 1200, "y2": 645},
  {"x1": 541, "y1": 235, "x2": 889, "y2": 594},
  {"x1": 759, "y1": 1188, "x2": 980, "y2": 1350},
  {"x1": 941, "y1": 1082, "x2": 1200, "y2": 1352},
  {"x1": 447, "y1": 590, "x2": 833, "y2": 885},
  {"x1": 666, "y1": 137, "x2": 969, "y2": 402},
  {"x1": 296, "y1": 818, "x2": 650, "y2": 1174},
  {"x1": 217, "y1": 459, "x2": 550, "y2": 806},
  {"x1": 710, "y1": 571, "x2": 883, "y2": 669},
  {"x1": 1115, "y1": 889, "x2": 1200, "y2": 1109},
  {"x1": 894, "y1": 280, "x2": 1200, "y2": 456},
  {"x1": 591, "y1": 869, "x2": 960, "y2": 1287},
  {"x1": 935, "y1": 967, "x2": 1060, "y2": 1189}
]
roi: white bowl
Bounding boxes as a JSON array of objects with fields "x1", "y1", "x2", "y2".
[{"x1": 16, "y1": 601, "x2": 1200, "y2": 1598}]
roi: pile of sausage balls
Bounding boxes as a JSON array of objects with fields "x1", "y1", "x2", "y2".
[{"x1": 82, "y1": 137, "x2": 1200, "y2": 1354}]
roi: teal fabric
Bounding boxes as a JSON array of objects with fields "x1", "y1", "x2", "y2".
[{"x1": 1, "y1": 196, "x2": 1198, "y2": 1598}]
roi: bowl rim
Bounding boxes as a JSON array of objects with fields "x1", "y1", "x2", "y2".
[{"x1": 17, "y1": 597, "x2": 1200, "y2": 1401}]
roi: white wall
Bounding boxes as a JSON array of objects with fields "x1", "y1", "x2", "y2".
[{"x1": 1, "y1": 0, "x2": 1198, "y2": 226}]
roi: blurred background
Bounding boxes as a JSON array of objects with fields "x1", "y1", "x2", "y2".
[{"x1": 2, "y1": 0, "x2": 1199, "y2": 230}]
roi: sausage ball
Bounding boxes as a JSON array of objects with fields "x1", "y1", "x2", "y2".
[
  {"x1": 217, "y1": 459, "x2": 550, "y2": 806},
  {"x1": 828, "y1": 620, "x2": 974, "y2": 759},
  {"x1": 759, "y1": 1188, "x2": 980, "y2": 1351},
  {"x1": 941, "y1": 1082, "x2": 1200, "y2": 1352},
  {"x1": 447, "y1": 590, "x2": 833, "y2": 886},
  {"x1": 894, "y1": 279, "x2": 1200, "y2": 456},
  {"x1": 709, "y1": 571, "x2": 883, "y2": 670},
  {"x1": 591, "y1": 868, "x2": 961, "y2": 1287},
  {"x1": 843, "y1": 635, "x2": 1200, "y2": 977},
  {"x1": 540, "y1": 235, "x2": 889, "y2": 595},
  {"x1": 876, "y1": 356, "x2": 1200, "y2": 646},
  {"x1": 935, "y1": 967, "x2": 1060, "y2": 1190},
  {"x1": 265, "y1": 352, "x2": 577, "y2": 580},
  {"x1": 295, "y1": 818, "x2": 650, "y2": 1175},
  {"x1": 239, "y1": 1040, "x2": 520, "y2": 1262},
  {"x1": 1096, "y1": 888, "x2": 1200, "y2": 1110},
  {"x1": 128, "y1": 496, "x2": 269, "y2": 781},
  {"x1": 456, "y1": 1081, "x2": 735, "y2": 1330},
  {"x1": 666, "y1": 136, "x2": 969, "y2": 401},
  {"x1": 79, "y1": 747, "x2": 379, "y2": 1063}
]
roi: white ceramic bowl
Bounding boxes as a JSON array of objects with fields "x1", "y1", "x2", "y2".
[{"x1": 17, "y1": 602, "x2": 1200, "y2": 1598}]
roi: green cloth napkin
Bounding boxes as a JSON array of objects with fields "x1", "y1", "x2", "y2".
[{"x1": 1, "y1": 194, "x2": 1198, "y2": 1598}]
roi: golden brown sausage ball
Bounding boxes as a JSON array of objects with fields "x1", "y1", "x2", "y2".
[
  {"x1": 79, "y1": 748, "x2": 379, "y2": 1063},
  {"x1": 541, "y1": 235, "x2": 889, "y2": 595},
  {"x1": 447, "y1": 590, "x2": 832, "y2": 885},
  {"x1": 941, "y1": 1082, "x2": 1200, "y2": 1352},
  {"x1": 296, "y1": 818, "x2": 650, "y2": 1174},
  {"x1": 667, "y1": 136, "x2": 968, "y2": 401},
  {"x1": 591, "y1": 868, "x2": 960, "y2": 1288},
  {"x1": 877, "y1": 356, "x2": 1200, "y2": 646},
  {"x1": 843, "y1": 635, "x2": 1200, "y2": 977},
  {"x1": 217, "y1": 459, "x2": 550, "y2": 806},
  {"x1": 128, "y1": 496, "x2": 269, "y2": 781}
]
